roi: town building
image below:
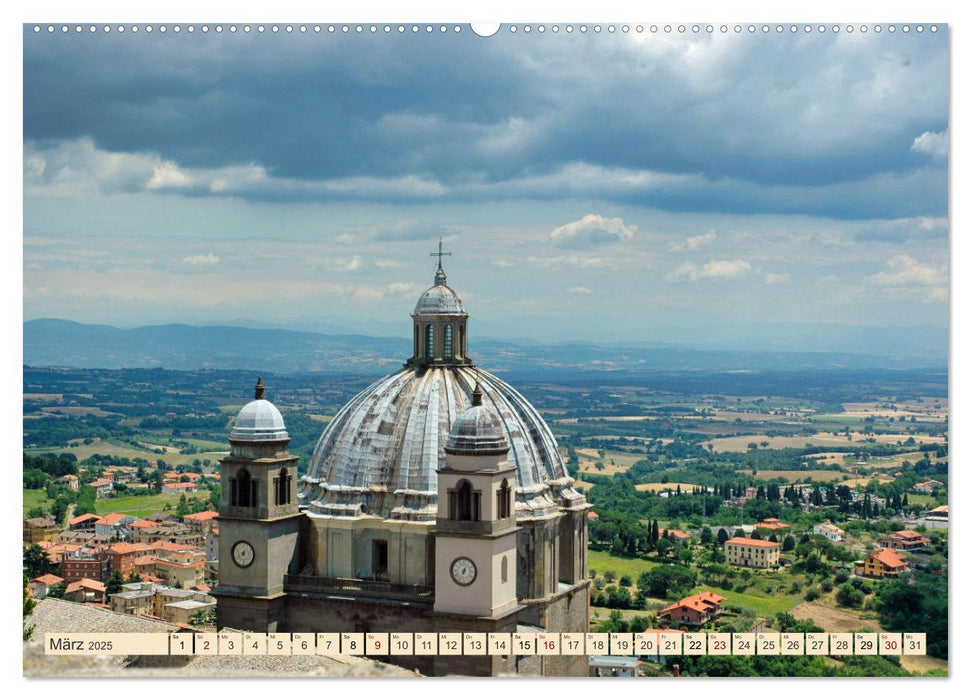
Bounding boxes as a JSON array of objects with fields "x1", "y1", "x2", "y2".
[
  {"x1": 855, "y1": 549, "x2": 908, "y2": 578},
  {"x1": 28, "y1": 573, "x2": 64, "y2": 599},
  {"x1": 89, "y1": 478, "x2": 114, "y2": 497},
  {"x1": 94, "y1": 512, "x2": 136, "y2": 539},
  {"x1": 755, "y1": 518, "x2": 789, "y2": 531},
  {"x1": 215, "y1": 256, "x2": 590, "y2": 677},
  {"x1": 64, "y1": 578, "x2": 106, "y2": 603},
  {"x1": 659, "y1": 592, "x2": 725, "y2": 628},
  {"x1": 57, "y1": 474, "x2": 80, "y2": 491},
  {"x1": 60, "y1": 546, "x2": 109, "y2": 583},
  {"x1": 110, "y1": 581, "x2": 216, "y2": 623},
  {"x1": 23, "y1": 516, "x2": 60, "y2": 544},
  {"x1": 68, "y1": 512, "x2": 100, "y2": 530},
  {"x1": 724, "y1": 537, "x2": 781, "y2": 568},
  {"x1": 924, "y1": 505, "x2": 949, "y2": 530},
  {"x1": 882, "y1": 529, "x2": 930, "y2": 552},
  {"x1": 913, "y1": 479, "x2": 944, "y2": 494},
  {"x1": 813, "y1": 520, "x2": 845, "y2": 542},
  {"x1": 664, "y1": 529, "x2": 692, "y2": 544}
]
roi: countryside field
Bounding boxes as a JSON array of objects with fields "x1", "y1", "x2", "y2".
[{"x1": 25, "y1": 438, "x2": 228, "y2": 468}]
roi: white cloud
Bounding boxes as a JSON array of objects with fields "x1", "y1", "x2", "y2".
[
  {"x1": 335, "y1": 233, "x2": 355, "y2": 245},
  {"x1": 664, "y1": 259, "x2": 751, "y2": 283},
  {"x1": 669, "y1": 230, "x2": 716, "y2": 252},
  {"x1": 865, "y1": 255, "x2": 946, "y2": 288},
  {"x1": 183, "y1": 252, "x2": 220, "y2": 267},
  {"x1": 374, "y1": 258, "x2": 404, "y2": 269},
  {"x1": 765, "y1": 273, "x2": 789, "y2": 285},
  {"x1": 569, "y1": 286, "x2": 593, "y2": 294},
  {"x1": 911, "y1": 130, "x2": 948, "y2": 160},
  {"x1": 23, "y1": 138, "x2": 446, "y2": 201},
  {"x1": 548, "y1": 214, "x2": 637, "y2": 248},
  {"x1": 324, "y1": 256, "x2": 362, "y2": 272},
  {"x1": 491, "y1": 259, "x2": 514, "y2": 268}
]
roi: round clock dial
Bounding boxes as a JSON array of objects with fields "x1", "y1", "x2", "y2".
[
  {"x1": 450, "y1": 556, "x2": 477, "y2": 586},
  {"x1": 232, "y1": 540, "x2": 255, "y2": 568}
]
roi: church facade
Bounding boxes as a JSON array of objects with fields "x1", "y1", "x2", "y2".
[{"x1": 215, "y1": 253, "x2": 591, "y2": 676}]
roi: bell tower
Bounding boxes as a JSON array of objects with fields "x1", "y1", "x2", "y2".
[
  {"x1": 433, "y1": 383, "x2": 519, "y2": 618},
  {"x1": 215, "y1": 378, "x2": 302, "y2": 633}
]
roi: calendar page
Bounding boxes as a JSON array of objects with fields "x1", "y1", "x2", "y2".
[{"x1": 21, "y1": 7, "x2": 950, "y2": 685}]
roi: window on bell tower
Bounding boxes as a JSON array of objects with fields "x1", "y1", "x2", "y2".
[
  {"x1": 497, "y1": 478, "x2": 512, "y2": 519},
  {"x1": 274, "y1": 467, "x2": 291, "y2": 506}
]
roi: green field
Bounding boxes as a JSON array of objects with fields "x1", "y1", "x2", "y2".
[
  {"x1": 23, "y1": 488, "x2": 52, "y2": 518},
  {"x1": 25, "y1": 438, "x2": 228, "y2": 468},
  {"x1": 690, "y1": 583, "x2": 802, "y2": 619},
  {"x1": 907, "y1": 494, "x2": 941, "y2": 507},
  {"x1": 94, "y1": 492, "x2": 201, "y2": 518},
  {"x1": 588, "y1": 550, "x2": 664, "y2": 580}
]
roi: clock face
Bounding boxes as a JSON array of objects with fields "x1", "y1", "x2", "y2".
[
  {"x1": 450, "y1": 557, "x2": 477, "y2": 586},
  {"x1": 232, "y1": 540, "x2": 255, "y2": 568}
]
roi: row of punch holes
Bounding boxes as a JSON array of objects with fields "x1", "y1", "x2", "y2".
[{"x1": 32, "y1": 24, "x2": 940, "y2": 36}]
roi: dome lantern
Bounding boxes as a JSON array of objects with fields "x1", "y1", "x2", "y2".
[{"x1": 408, "y1": 238, "x2": 471, "y2": 369}]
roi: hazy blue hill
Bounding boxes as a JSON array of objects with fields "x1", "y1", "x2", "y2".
[{"x1": 24, "y1": 318, "x2": 945, "y2": 374}]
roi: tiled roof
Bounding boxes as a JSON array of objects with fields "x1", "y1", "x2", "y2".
[
  {"x1": 65, "y1": 578, "x2": 106, "y2": 594},
  {"x1": 184, "y1": 510, "x2": 218, "y2": 521},
  {"x1": 873, "y1": 548, "x2": 907, "y2": 569},
  {"x1": 69, "y1": 513, "x2": 101, "y2": 525},
  {"x1": 726, "y1": 537, "x2": 780, "y2": 548},
  {"x1": 31, "y1": 573, "x2": 64, "y2": 585}
]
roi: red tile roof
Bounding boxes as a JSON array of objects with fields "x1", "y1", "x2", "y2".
[
  {"x1": 873, "y1": 548, "x2": 907, "y2": 569},
  {"x1": 726, "y1": 537, "x2": 781, "y2": 549},
  {"x1": 184, "y1": 511, "x2": 219, "y2": 521},
  {"x1": 30, "y1": 573, "x2": 64, "y2": 585},
  {"x1": 95, "y1": 512, "x2": 131, "y2": 526},
  {"x1": 65, "y1": 578, "x2": 106, "y2": 594},
  {"x1": 69, "y1": 513, "x2": 100, "y2": 526},
  {"x1": 661, "y1": 592, "x2": 726, "y2": 615},
  {"x1": 666, "y1": 529, "x2": 691, "y2": 540}
]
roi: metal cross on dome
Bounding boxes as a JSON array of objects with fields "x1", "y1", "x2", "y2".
[{"x1": 430, "y1": 238, "x2": 452, "y2": 270}]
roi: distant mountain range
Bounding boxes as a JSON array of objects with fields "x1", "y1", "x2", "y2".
[{"x1": 23, "y1": 318, "x2": 946, "y2": 375}]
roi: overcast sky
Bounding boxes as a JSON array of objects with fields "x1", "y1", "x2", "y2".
[{"x1": 22, "y1": 26, "x2": 949, "y2": 349}]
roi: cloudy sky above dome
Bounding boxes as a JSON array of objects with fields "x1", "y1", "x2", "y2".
[{"x1": 23, "y1": 26, "x2": 948, "y2": 349}]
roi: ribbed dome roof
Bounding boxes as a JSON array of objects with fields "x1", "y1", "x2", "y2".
[
  {"x1": 299, "y1": 366, "x2": 585, "y2": 520},
  {"x1": 230, "y1": 399, "x2": 289, "y2": 441},
  {"x1": 414, "y1": 284, "x2": 466, "y2": 315},
  {"x1": 446, "y1": 387, "x2": 509, "y2": 454}
]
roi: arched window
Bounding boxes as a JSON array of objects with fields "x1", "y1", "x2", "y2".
[
  {"x1": 444, "y1": 324, "x2": 453, "y2": 359},
  {"x1": 501, "y1": 555, "x2": 508, "y2": 583},
  {"x1": 414, "y1": 324, "x2": 419, "y2": 357},
  {"x1": 459, "y1": 325, "x2": 465, "y2": 357},
  {"x1": 275, "y1": 467, "x2": 290, "y2": 505},
  {"x1": 425, "y1": 324, "x2": 435, "y2": 359},
  {"x1": 457, "y1": 480, "x2": 472, "y2": 521},
  {"x1": 497, "y1": 478, "x2": 512, "y2": 519},
  {"x1": 235, "y1": 469, "x2": 253, "y2": 507}
]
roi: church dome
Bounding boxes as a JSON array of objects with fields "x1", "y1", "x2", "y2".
[
  {"x1": 446, "y1": 385, "x2": 509, "y2": 454},
  {"x1": 299, "y1": 253, "x2": 586, "y2": 521},
  {"x1": 414, "y1": 283, "x2": 466, "y2": 315},
  {"x1": 300, "y1": 365, "x2": 583, "y2": 520},
  {"x1": 230, "y1": 378, "x2": 289, "y2": 441}
]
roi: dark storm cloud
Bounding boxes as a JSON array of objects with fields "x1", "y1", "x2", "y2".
[{"x1": 23, "y1": 28, "x2": 948, "y2": 218}]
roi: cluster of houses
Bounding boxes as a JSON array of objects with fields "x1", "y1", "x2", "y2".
[
  {"x1": 25, "y1": 508, "x2": 219, "y2": 625},
  {"x1": 70, "y1": 465, "x2": 213, "y2": 498}
]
